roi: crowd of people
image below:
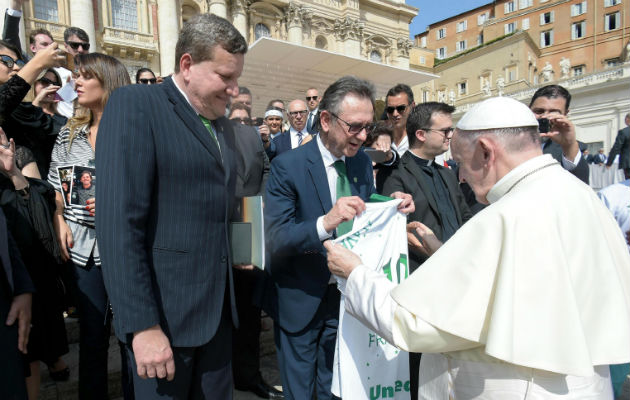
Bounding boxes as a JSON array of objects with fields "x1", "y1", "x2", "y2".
[{"x1": 0, "y1": 7, "x2": 629, "y2": 400}]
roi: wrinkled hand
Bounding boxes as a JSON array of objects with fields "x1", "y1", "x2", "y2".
[
  {"x1": 32, "y1": 84, "x2": 60, "y2": 107},
  {"x1": 85, "y1": 198, "x2": 95, "y2": 216},
  {"x1": 323, "y1": 196, "x2": 366, "y2": 233},
  {"x1": 542, "y1": 115, "x2": 579, "y2": 160},
  {"x1": 6, "y1": 293, "x2": 31, "y2": 354},
  {"x1": 324, "y1": 240, "x2": 362, "y2": 279},
  {"x1": 233, "y1": 264, "x2": 255, "y2": 271},
  {"x1": 390, "y1": 191, "x2": 415, "y2": 214},
  {"x1": 132, "y1": 325, "x2": 175, "y2": 381},
  {"x1": 53, "y1": 215, "x2": 73, "y2": 262},
  {"x1": 0, "y1": 128, "x2": 17, "y2": 175},
  {"x1": 410, "y1": 221, "x2": 443, "y2": 257}
]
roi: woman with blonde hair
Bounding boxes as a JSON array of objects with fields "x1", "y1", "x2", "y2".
[{"x1": 47, "y1": 53, "x2": 131, "y2": 400}]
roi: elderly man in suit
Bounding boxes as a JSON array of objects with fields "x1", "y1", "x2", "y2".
[
  {"x1": 606, "y1": 113, "x2": 630, "y2": 179},
  {"x1": 267, "y1": 99, "x2": 311, "y2": 161},
  {"x1": 529, "y1": 85, "x2": 589, "y2": 184},
  {"x1": 265, "y1": 76, "x2": 414, "y2": 400},
  {"x1": 377, "y1": 102, "x2": 472, "y2": 400},
  {"x1": 96, "y1": 14, "x2": 246, "y2": 399}
]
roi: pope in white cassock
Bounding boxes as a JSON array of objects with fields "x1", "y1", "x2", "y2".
[{"x1": 325, "y1": 97, "x2": 630, "y2": 399}]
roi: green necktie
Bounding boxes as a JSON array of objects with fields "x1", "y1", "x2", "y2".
[
  {"x1": 199, "y1": 115, "x2": 221, "y2": 155},
  {"x1": 333, "y1": 160, "x2": 353, "y2": 236}
]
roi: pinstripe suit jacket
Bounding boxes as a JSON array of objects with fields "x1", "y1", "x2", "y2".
[{"x1": 96, "y1": 77, "x2": 238, "y2": 347}]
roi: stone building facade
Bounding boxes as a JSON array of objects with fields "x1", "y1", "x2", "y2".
[{"x1": 0, "y1": 0, "x2": 417, "y2": 78}]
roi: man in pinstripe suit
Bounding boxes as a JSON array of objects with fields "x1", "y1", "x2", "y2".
[{"x1": 96, "y1": 14, "x2": 246, "y2": 399}]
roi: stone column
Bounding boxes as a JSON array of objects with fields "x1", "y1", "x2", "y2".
[
  {"x1": 395, "y1": 37, "x2": 411, "y2": 68},
  {"x1": 157, "y1": 0, "x2": 179, "y2": 76},
  {"x1": 285, "y1": 2, "x2": 311, "y2": 45},
  {"x1": 231, "y1": 0, "x2": 248, "y2": 41},
  {"x1": 334, "y1": 17, "x2": 363, "y2": 58},
  {"x1": 209, "y1": 0, "x2": 227, "y2": 18},
  {"x1": 69, "y1": 0, "x2": 98, "y2": 52}
]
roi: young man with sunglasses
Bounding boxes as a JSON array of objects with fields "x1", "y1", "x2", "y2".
[
  {"x1": 385, "y1": 83, "x2": 415, "y2": 156},
  {"x1": 306, "y1": 88, "x2": 319, "y2": 134},
  {"x1": 63, "y1": 27, "x2": 90, "y2": 56},
  {"x1": 377, "y1": 101, "x2": 472, "y2": 400}
]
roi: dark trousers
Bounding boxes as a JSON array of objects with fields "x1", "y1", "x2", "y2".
[
  {"x1": 274, "y1": 284, "x2": 339, "y2": 400},
  {"x1": 0, "y1": 294, "x2": 27, "y2": 400},
  {"x1": 125, "y1": 306, "x2": 233, "y2": 399},
  {"x1": 73, "y1": 259, "x2": 132, "y2": 400},
  {"x1": 232, "y1": 268, "x2": 263, "y2": 386}
]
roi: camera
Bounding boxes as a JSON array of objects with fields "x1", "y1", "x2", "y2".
[{"x1": 537, "y1": 117, "x2": 551, "y2": 133}]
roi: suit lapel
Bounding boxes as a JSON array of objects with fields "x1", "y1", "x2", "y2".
[
  {"x1": 403, "y1": 154, "x2": 440, "y2": 216},
  {"x1": 345, "y1": 156, "x2": 362, "y2": 197},
  {"x1": 164, "y1": 78, "x2": 224, "y2": 170},
  {"x1": 306, "y1": 140, "x2": 333, "y2": 213},
  {"x1": 438, "y1": 167, "x2": 463, "y2": 224}
]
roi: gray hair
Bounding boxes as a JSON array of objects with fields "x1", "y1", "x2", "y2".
[
  {"x1": 456, "y1": 126, "x2": 540, "y2": 152},
  {"x1": 174, "y1": 14, "x2": 247, "y2": 72},
  {"x1": 319, "y1": 76, "x2": 375, "y2": 119}
]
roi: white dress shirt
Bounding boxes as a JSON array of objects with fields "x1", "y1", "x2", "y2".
[{"x1": 289, "y1": 126, "x2": 307, "y2": 149}]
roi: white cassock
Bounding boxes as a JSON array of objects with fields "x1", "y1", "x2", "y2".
[{"x1": 342, "y1": 154, "x2": 630, "y2": 399}]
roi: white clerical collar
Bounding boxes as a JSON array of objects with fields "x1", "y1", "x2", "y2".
[
  {"x1": 487, "y1": 154, "x2": 558, "y2": 204},
  {"x1": 172, "y1": 76, "x2": 202, "y2": 117},
  {"x1": 317, "y1": 134, "x2": 345, "y2": 167}
]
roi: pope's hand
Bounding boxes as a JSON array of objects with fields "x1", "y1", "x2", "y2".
[
  {"x1": 411, "y1": 221, "x2": 443, "y2": 257},
  {"x1": 324, "y1": 240, "x2": 362, "y2": 279}
]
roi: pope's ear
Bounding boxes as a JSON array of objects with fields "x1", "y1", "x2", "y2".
[{"x1": 478, "y1": 137, "x2": 494, "y2": 163}]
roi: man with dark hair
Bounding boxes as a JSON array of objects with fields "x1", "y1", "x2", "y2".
[
  {"x1": 97, "y1": 13, "x2": 247, "y2": 399},
  {"x1": 265, "y1": 76, "x2": 413, "y2": 400},
  {"x1": 306, "y1": 87, "x2": 320, "y2": 134},
  {"x1": 233, "y1": 86, "x2": 252, "y2": 109},
  {"x1": 377, "y1": 102, "x2": 472, "y2": 399},
  {"x1": 606, "y1": 113, "x2": 629, "y2": 179},
  {"x1": 529, "y1": 84, "x2": 589, "y2": 183},
  {"x1": 63, "y1": 27, "x2": 90, "y2": 56},
  {"x1": 385, "y1": 83, "x2": 415, "y2": 156}
]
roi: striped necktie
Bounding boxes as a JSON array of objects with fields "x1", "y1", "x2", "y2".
[{"x1": 297, "y1": 131, "x2": 304, "y2": 147}]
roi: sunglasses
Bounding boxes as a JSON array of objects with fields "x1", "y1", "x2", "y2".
[
  {"x1": 38, "y1": 77, "x2": 60, "y2": 86},
  {"x1": 230, "y1": 117, "x2": 253, "y2": 125},
  {"x1": 139, "y1": 78, "x2": 157, "y2": 84},
  {"x1": 288, "y1": 110, "x2": 308, "y2": 117},
  {"x1": 306, "y1": 96, "x2": 318, "y2": 101},
  {"x1": 386, "y1": 104, "x2": 408, "y2": 114},
  {"x1": 330, "y1": 112, "x2": 375, "y2": 135},
  {"x1": 422, "y1": 127, "x2": 455, "y2": 137},
  {"x1": 0, "y1": 54, "x2": 25, "y2": 69},
  {"x1": 66, "y1": 41, "x2": 90, "y2": 51}
]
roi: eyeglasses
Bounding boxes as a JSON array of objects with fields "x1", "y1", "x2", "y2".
[
  {"x1": 230, "y1": 117, "x2": 253, "y2": 125},
  {"x1": 330, "y1": 112, "x2": 375, "y2": 135},
  {"x1": 422, "y1": 127, "x2": 455, "y2": 137},
  {"x1": 138, "y1": 78, "x2": 157, "y2": 84},
  {"x1": 38, "y1": 77, "x2": 60, "y2": 86},
  {"x1": 0, "y1": 55, "x2": 25, "y2": 69},
  {"x1": 306, "y1": 96, "x2": 318, "y2": 101},
  {"x1": 66, "y1": 41, "x2": 90, "y2": 51},
  {"x1": 288, "y1": 110, "x2": 308, "y2": 117},
  {"x1": 386, "y1": 104, "x2": 408, "y2": 114}
]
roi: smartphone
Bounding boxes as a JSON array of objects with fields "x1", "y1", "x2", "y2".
[
  {"x1": 253, "y1": 117, "x2": 264, "y2": 126},
  {"x1": 538, "y1": 117, "x2": 550, "y2": 133}
]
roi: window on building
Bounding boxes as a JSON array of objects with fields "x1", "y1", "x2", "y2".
[
  {"x1": 571, "y1": 1, "x2": 587, "y2": 16},
  {"x1": 505, "y1": 1, "x2": 515, "y2": 13},
  {"x1": 315, "y1": 36, "x2": 328, "y2": 50},
  {"x1": 458, "y1": 81, "x2": 468, "y2": 95},
  {"x1": 370, "y1": 50, "x2": 382, "y2": 62},
  {"x1": 422, "y1": 90, "x2": 430, "y2": 103},
  {"x1": 419, "y1": 56, "x2": 426, "y2": 64},
  {"x1": 605, "y1": 12, "x2": 620, "y2": 31},
  {"x1": 604, "y1": 0, "x2": 620, "y2": 6},
  {"x1": 540, "y1": 29, "x2": 553, "y2": 47},
  {"x1": 112, "y1": 0, "x2": 138, "y2": 31},
  {"x1": 540, "y1": 11, "x2": 554, "y2": 25},
  {"x1": 254, "y1": 23, "x2": 271, "y2": 40},
  {"x1": 572, "y1": 65, "x2": 585, "y2": 76},
  {"x1": 519, "y1": 0, "x2": 533, "y2": 9},
  {"x1": 505, "y1": 22, "x2": 517, "y2": 34},
  {"x1": 456, "y1": 40, "x2": 467, "y2": 52},
  {"x1": 33, "y1": 0, "x2": 59, "y2": 22},
  {"x1": 571, "y1": 20, "x2": 586, "y2": 39},
  {"x1": 456, "y1": 20, "x2": 468, "y2": 33},
  {"x1": 508, "y1": 68, "x2": 517, "y2": 82},
  {"x1": 437, "y1": 28, "x2": 446, "y2": 39},
  {"x1": 522, "y1": 18, "x2": 530, "y2": 30},
  {"x1": 477, "y1": 33, "x2": 484, "y2": 45},
  {"x1": 420, "y1": 36, "x2": 427, "y2": 47},
  {"x1": 606, "y1": 58, "x2": 621, "y2": 67},
  {"x1": 436, "y1": 47, "x2": 447, "y2": 59},
  {"x1": 478, "y1": 12, "x2": 489, "y2": 25}
]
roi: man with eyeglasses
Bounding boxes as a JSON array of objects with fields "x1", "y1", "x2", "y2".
[
  {"x1": 377, "y1": 101, "x2": 472, "y2": 399},
  {"x1": 385, "y1": 84, "x2": 415, "y2": 157},
  {"x1": 265, "y1": 76, "x2": 414, "y2": 400},
  {"x1": 306, "y1": 88, "x2": 319, "y2": 134},
  {"x1": 268, "y1": 99, "x2": 311, "y2": 160}
]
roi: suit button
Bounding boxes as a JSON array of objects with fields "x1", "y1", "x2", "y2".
[{"x1": 221, "y1": 256, "x2": 227, "y2": 263}]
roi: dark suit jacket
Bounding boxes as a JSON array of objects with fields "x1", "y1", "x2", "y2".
[
  {"x1": 1, "y1": 12, "x2": 29, "y2": 61},
  {"x1": 232, "y1": 123, "x2": 269, "y2": 199},
  {"x1": 543, "y1": 140, "x2": 589, "y2": 184},
  {"x1": 265, "y1": 130, "x2": 292, "y2": 162},
  {"x1": 0, "y1": 208, "x2": 33, "y2": 302},
  {"x1": 607, "y1": 126, "x2": 630, "y2": 170},
  {"x1": 264, "y1": 140, "x2": 375, "y2": 333},
  {"x1": 96, "y1": 77, "x2": 238, "y2": 347},
  {"x1": 378, "y1": 152, "x2": 472, "y2": 271}
]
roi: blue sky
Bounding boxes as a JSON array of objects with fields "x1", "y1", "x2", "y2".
[{"x1": 407, "y1": 0, "x2": 491, "y2": 37}]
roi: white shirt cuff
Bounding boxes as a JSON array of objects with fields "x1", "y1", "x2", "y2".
[
  {"x1": 561, "y1": 150, "x2": 581, "y2": 171},
  {"x1": 316, "y1": 215, "x2": 332, "y2": 241},
  {"x1": 6, "y1": 8, "x2": 22, "y2": 17}
]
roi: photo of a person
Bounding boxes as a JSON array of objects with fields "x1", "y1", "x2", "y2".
[
  {"x1": 57, "y1": 166, "x2": 73, "y2": 206},
  {"x1": 70, "y1": 167, "x2": 95, "y2": 209}
]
